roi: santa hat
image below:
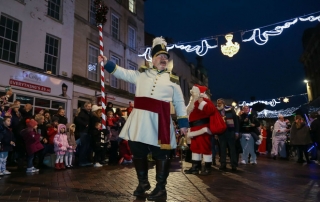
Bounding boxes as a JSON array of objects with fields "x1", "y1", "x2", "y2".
[
  {"x1": 151, "y1": 37, "x2": 170, "y2": 59},
  {"x1": 194, "y1": 84, "x2": 207, "y2": 97}
]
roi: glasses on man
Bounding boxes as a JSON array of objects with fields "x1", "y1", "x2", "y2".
[{"x1": 157, "y1": 54, "x2": 168, "y2": 60}]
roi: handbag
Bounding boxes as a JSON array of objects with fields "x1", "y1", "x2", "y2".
[{"x1": 209, "y1": 108, "x2": 227, "y2": 135}]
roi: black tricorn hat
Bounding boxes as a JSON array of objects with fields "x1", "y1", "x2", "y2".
[{"x1": 151, "y1": 37, "x2": 170, "y2": 59}]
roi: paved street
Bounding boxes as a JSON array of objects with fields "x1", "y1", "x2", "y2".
[{"x1": 0, "y1": 155, "x2": 319, "y2": 202}]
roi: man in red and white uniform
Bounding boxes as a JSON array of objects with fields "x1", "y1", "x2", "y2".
[{"x1": 185, "y1": 85, "x2": 216, "y2": 175}]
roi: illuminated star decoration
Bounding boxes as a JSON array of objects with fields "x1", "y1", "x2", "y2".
[
  {"x1": 283, "y1": 97, "x2": 289, "y2": 103},
  {"x1": 221, "y1": 33, "x2": 240, "y2": 57},
  {"x1": 94, "y1": 0, "x2": 109, "y2": 25}
]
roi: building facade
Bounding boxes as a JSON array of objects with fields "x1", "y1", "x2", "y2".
[
  {"x1": 0, "y1": 0, "x2": 75, "y2": 120},
  {"x1": 72, "y1": 0, "x2": 145, "y2": 115},
  {"x1": 301, "y1": 23, "x2": 320, "y2": 104}
]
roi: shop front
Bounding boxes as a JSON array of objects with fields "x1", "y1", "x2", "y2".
[{"x1": 0, "y1": 65, "x2": 73, "y2": 121}]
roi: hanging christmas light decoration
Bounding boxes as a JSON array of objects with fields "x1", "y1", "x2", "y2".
[
  {"x1": 221, "y1": 34, "x2": 240, "y2": 57},
  {"x1": 283, "y1": 97, "x2": 289, "y2": 103}
]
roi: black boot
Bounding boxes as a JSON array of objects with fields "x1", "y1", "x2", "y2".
[
  {"x1": 200, "y1": 162, "x2": 212, "y2": 175},
  {"x1": 133, "y1": 158, "x2": 151, "y2": 197},
  {"x1": 184, "y1": 160, "x2": 201, "y2": 174},
  {"x1": 147, "y1": 159, "x2": 170, "y2": 201}
]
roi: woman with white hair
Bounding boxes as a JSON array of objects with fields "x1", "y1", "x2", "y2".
[{"x1": 271, "y1": 114, "x2": 289, "y2": 160}]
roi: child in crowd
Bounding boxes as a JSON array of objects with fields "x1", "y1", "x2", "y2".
[
  {"x1": 118, "y1": 139, "x2": 133, "y2": 165},
  {"x1": 53, "y1": 124, "x2": 69, "y2": 170},
  {"x1": 21, "y1": 119, "x2": 44, "y2": 173},
  {"x1": 65, "y1": 123, "x2": 77, "y2": 168},
  {"x1": 106, "y1": 111, "x2": 120, "y2": 165},
  {"x1": 0, "y1": 116, "x2": 15, "y2": 175},
  {"x1": 47, "y1": 117, "x2": 59, "y2": 145},
  {"x1": 92, "y1": 122, "x2": 109, "y2": 167}
]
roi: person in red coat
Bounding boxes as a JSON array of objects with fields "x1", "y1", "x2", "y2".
[
  {"x1": 118, "y1": 139, "x2": 133, "y2": 165},
  {"x1": 21, "y1": 119, "x2": 44, "y2": 173},
  {"x1": 185, "y1": 85, "x2": 216, "y2": 175}
]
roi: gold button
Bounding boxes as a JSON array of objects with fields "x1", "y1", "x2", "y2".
[
  {"x1": 156, "y1": 79, "x2": 158, "y2": 80},
  {"x1": 153, "y1": 86, "x2": 155, "y2": 87},
  {"x1": 151, "y1": 93, "x2": 153, "y2": 95},
  {"x1": 152, "y1": 89, "x2": 154, "y2": 91}
]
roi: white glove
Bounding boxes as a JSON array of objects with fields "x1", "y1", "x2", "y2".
[{"x1": 103, "y1": 56, "x2": 108, "y2": 65}]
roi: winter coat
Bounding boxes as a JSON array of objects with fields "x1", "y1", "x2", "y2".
[
  {"x1": 75, "y1": 109, "x2": 92, "y2": 133},
  {"x1": 91, "y1": 128, "x2": 108, "y2": 151},
  {"x1": 20, "y1": 128, "x2": 44, "y2": 155},
  {"x1": 106, "y1": 102, "x2": 114, "y2": 114},
  {"x1": 290, "y1": 122, "x2": 312, "y2": 145},
  {"x1": 47, "y1": 125, "x2": 57, "y2": 145},
  {"x1": 239, "y1": 113, "x2": 260, "y2": 134},
  {"x1": 37, "y1": 123, "x2": 48, "y2": 142},
  {"x1": 53, "y1": 124, "x2": 69, "y2": 152},
  {"x1": 310, "y1": 117, "x2": 320, "y2": 143},
  {"x1": 52, "y1": 114, "x2": 68, "y2": 125},
  {"x1": 89, "y1": 115, "x2": 101, "y2": 131},
  {"x1": 119, "y1": 139, "x2": 132, "y2": 160},
  {"x1": 0, "y1": 123, "x2": 15, "y2": 152},
  {"x1": 66, "y1": 123, "x2": 77, "y2": 150}
]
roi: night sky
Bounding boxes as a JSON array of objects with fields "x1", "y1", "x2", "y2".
[{"x1": 144, "y1": 0, "x2": 320, "y2": 110}]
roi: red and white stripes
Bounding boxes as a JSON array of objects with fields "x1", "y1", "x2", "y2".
[{"x1": 99, "y1": 24, "x2": 106, "y2": 129}]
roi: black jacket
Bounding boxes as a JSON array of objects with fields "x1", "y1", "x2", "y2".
[
  {"x1": 0, "y1": 123, "x2": 15, "y2": 152},
  {"x1": 52, "y1": 114, "x2": 68, "y2": 125},
  {"x1": 239, "y1": 113, "x2": 260, "y2": 134},
  {"x1": 75, "y1": 109, "x2": 92, "y2": 133}
]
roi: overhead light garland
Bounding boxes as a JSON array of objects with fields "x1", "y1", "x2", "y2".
[
  {"x1": 138, "y1": 11, "x2": 320, "y2": 60},
  {"x1": 221, "y1": 33, "x2": 240, "y2": 57},
  {"x1": 257, "y1": 106, "x2": 320, "y2": 118},
  {"x1": 238, "y1": 93, "x2": 307, "y2": 107}
]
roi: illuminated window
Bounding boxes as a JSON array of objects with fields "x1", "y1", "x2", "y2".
[
  {"x1": 128, "y1": 0, "x2": 135, "y2": 13},
  {"x1": 0, "y1": 15, "x2": 20, "y2": 63},
  {"x1": 44, "y1": 35, "x2": 60, "y2": 75},
  {"x1": 88, "y1": 45, "x2": 99, "y2": 81},
  {"x1": 47, "y1": 0, "x2": 62, "y2": 21}
]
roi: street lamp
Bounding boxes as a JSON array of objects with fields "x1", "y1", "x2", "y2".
[
  {"x1": 304, "y1": 79, "x2": 308, "y2": 83},
  {"x1": 231, "y1": 101, "x2": 237, "y2": 107},
  {"x1": 304, "y1": 79, "x2": 313, "y2": 102}
]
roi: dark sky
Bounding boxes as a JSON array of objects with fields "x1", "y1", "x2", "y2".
[{"x1": 144, "y1": 0, "x2": 320, "y2": 110}]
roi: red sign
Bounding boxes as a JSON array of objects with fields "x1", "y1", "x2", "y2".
[{"x1": 9, "y1": 79, "x2": 51, "y2": 93}]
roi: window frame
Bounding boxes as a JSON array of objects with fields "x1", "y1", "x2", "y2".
[
  {"x1": 111, "y1": 13, "x2": 120, "y2": 40},
  {"x1": 0, "y1": 14, "x2": 21, "y2": 64},
  {"x1": 128, "y1": 26, "x2": 136, "y2": 50},
  {"x1": 47, "y1": 0, "x2": 62, "y2": 21},
  {"x1": 44, "y1": 34, "x2": 60, "y2": 75},
  {"x1": 127, "y1": 63, "x2": 137, "y2": 94},
  {"x1": 110, "y1": 55, "x2": 120, "y2": 88},
  {"x1": 89, "y1": 0, "x2": 96, "y2": 25},
  {"x1": 87, "y1": 44, "x2": 99, "y2": 82}
]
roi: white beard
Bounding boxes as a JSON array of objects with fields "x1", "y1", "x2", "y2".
[{"x1": 217, "y1": 105, "x2": 224, "y2": 111}]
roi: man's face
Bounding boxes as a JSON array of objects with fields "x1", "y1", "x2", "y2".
[
  {"x1": 217, "y1": 100, "x2": 224, "y2": 109},
  {"x1": 62, "y1": 87, "x2": 67, "y2": 95},
  {"x1": 85, "y1": 104, "x2": 92, "y2": 112},
  {"x1": 152, "y1": 54, "x2": 168, "y2": 70},
  {"x1": 243, "y1": 106, "x2": 250, "y2": 114},
  {"x1": 59, "y1": 109, "x2": 65, "y2": 116}
]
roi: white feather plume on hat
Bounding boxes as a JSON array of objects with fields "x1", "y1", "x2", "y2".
[{"x1": 152, "y1": 37, "x2": 167, "y2": 48}]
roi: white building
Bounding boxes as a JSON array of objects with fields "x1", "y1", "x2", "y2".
[{"x1": 0, "y1": 0, "x2": 75, "y2": 120}]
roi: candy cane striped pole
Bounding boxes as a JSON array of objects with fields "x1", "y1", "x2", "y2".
[{"x1": 99, "y1": 23, "x2": 106, "y2": 129}]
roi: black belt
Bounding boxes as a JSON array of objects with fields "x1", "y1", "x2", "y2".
[{"x1": 189, "y1": 117, "x2": 210, "y2": 127}]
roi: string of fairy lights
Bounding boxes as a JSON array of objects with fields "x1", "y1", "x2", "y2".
[{"x1": 138, "y1": 11, "x2": 320, "y2": 61}]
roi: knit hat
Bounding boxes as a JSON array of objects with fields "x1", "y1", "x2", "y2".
[
  {"x1": 151, "y1": 37, "x2": 170, "y2": 59},
  {"x1": 92, "y1": 104, "x2": 102, "y2": 112},
  {"x1": 26, "y1": 119, "x2": 38, "y2": 128}
]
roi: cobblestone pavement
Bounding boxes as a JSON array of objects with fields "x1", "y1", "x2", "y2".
[{"x1": 0, "y1": 155, "x2": 319, "y2": 202}]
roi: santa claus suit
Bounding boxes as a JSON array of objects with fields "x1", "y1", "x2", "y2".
[{"x1": 185, "y1": 85, "x2": 216, "y2": 175}]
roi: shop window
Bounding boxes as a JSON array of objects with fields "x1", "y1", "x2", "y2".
[
  {"x1": 44, "y1": 34, "x2": 60, "y2": 75},
  {"x1": 35, "y1": 98, "x2": 50, "y2": 108},
  {"x1": 0, "y1": 15, "x2": 20, "y2": 63},
  {"x1": 47, "y1": 0, "x2": 62, "y2": 21},
  {"x1": 16, "y1": 94, "x2": 33, "y2": 104},
  {"x1": 52, "y1": 101, "x2": 65, "y2": 109}
]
